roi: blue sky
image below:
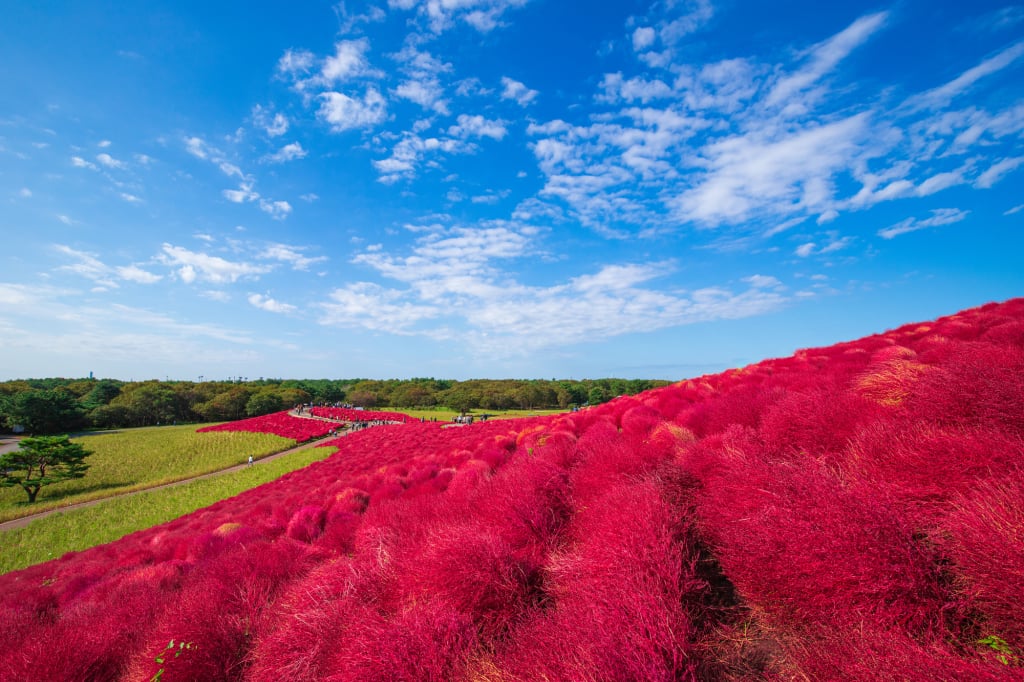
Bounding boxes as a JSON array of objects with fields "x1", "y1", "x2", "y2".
[{"x1": 1, "y1": 0, "x2": 1022, "y2": 382}]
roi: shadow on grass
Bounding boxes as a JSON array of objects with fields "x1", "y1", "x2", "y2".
[{"x1": 15, "y1": 481, "x2": 134, "y2": 507}]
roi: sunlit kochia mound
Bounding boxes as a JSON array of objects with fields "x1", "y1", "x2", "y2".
[{"x1": 2, "y1": 299, "x2": 1023, "y2": 681}]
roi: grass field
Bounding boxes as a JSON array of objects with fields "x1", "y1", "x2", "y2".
[
  {"x1": 0, "y1": 425, "x2": 295, "y2": 523},
  {"x1": 0, "y1": 444, "x2": 334, "y2": 575}
]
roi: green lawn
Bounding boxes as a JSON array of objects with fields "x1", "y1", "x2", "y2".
[
  {"x1": 0, "y1": 444, "x2": 335, "y2": 575},
  {"x1": 0, "y1": 425, "x2": 295, "y2": 523}
]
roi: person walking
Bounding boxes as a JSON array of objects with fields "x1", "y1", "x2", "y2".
[{"x1": 247, "y1": 455, "x2": 254, "y2": 467}]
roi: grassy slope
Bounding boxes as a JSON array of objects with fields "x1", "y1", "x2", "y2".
[
  {"x1": 0, "y1": 425, "x2": 295, "y2": 523},
  {"x1": 0, "y1": 444, "x2": 333, "y2": 574}
]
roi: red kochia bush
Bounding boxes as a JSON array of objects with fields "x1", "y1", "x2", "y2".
[
  {"x1": 3, "y1": 298, "x2": 1024, "y2": 680},
  {"x1": 689, "y1": 432, "x2": 953, "y2": 636},
  {"x1": 311, "y1": 406, "x2": 410, "y2": 423},
  {"x1": 498, "y1": 480, "x2": 700, "y2": 680},
  {"x1": 198, "y1": 410, "x2": 338, "y2": 441},
  {"x1": 941, "y1": 468, "x2": 1024, "y2": 649}
]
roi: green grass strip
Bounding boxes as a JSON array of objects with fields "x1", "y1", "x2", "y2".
[
  {"x1": 0, "y1": 445, "x2": 334, "y2": 575},
  {"x1": 0, "y1": 426, "x2": 295, "y2": 523}
]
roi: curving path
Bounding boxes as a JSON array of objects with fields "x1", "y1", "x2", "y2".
[{"x1": 0, "y1": 436, "x2": 333, "y2": 533}]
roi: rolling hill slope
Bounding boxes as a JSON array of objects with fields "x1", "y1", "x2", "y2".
[{"x1": 1, "y1": 299, "x2": 1022, "y2": 680}]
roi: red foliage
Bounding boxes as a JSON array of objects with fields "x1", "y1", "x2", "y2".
[
  {"x1": 3, "y1": 298, "x2": 1024, "y2": 679},
  {"x1": 310, "y1": 406, "x2": 411, "y2": 423},
  {"x1": 197, "y1": 410, "x2": 339, "y2": 442}
]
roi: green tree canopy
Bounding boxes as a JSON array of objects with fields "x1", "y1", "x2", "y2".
[
  {"x1": 0, "y1": 435, "x2": 92, "y2": 503},
  {"x1": 3, "y1": 389, "x2": 86, "y2": 434},
  {"x1": 246, "y1": 390, "x2": 285, "y2": 417}
]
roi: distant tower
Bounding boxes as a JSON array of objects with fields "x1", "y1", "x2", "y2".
[{"x1": 89, "y1": 371, "x2": 94, "y2": 379}]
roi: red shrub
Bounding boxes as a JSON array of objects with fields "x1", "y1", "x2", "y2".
[
  {"x1": 287, "y1": 505, "x2": 327, "y2": 543},
  {"x1": 498, "y1": 481, "x2": 700, "y2": 681},
  {"x1": 326, "y1": 600, "x2": 478, "y2": 682},
  {"x1": 941, "y1": 469, "x2": 1024, "y2": 649}
]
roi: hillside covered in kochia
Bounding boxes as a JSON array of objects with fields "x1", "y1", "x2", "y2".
[{"x1": 1, "y1": 299, "x2": 1023, "y2": 680}]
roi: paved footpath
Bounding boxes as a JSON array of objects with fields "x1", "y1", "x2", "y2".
[
  {"x1": 0, "y1": 436, "x2": 331, "y2": 533},
  {"x1": 0, "y1": 435, "x2": 21, "y2": 457}
]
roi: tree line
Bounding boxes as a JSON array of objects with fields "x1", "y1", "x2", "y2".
[{"x1": 0, "y1": 377, "x2": 670, "y2": 434}]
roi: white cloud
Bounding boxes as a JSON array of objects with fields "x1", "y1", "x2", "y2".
[
  {"x1": 260, "y1": 243, "x2": 326, "y2": 270},
  {"x1": 71, "y1": 156, "x2": 98, "y2": 170},
  {"x1": 632, "y1": 26, "x2": 656, "y2": 52},
  {"x1": 116, "y1": 264, "x2": 162, "y2": 284},
  {"x1": 18, "y1": 188, "x2": 31, "y2": 198},
  {"x1": 658, "y1": 0, "x2": 714, "y2": 44},
  {"x1": 390, "y1": 0, "x2": 529, "y2": 34},
  {"x1": 976, "y1": 156, "x2": 1024, "y2": 188},
  {"x1": 248, "y1": 293, "x2": 297, "y2": 314},
  {"x1": 878, "y1": 208, "x2": 969, "y2": 239},
  {"x1": 264, "y1": 142, "x2": 307, "y2": 163},
  {"x1": 911, "y1": 41, "x2": 1024, "y2": 109},
  {"x1": 501, "y1": 77, "x2": 538, "y2": 106},
  {"x1": 598, "y1": 73, "x2": 673, "y2": 104},
  {"x1": 253, "y1": 105, "x2": 289, "y2": 137},
  {"x1": 0, "y1": 283, "x2": 47, "y2": 307},
  {"x1": 222, "y1": 182, "x2": 259, "y2": 203},
  {"x1": 373, "y1": 132, "x2": 472, "y2": 183},
  {"x1": 97, "y1": 140, "x2": 112, "y2": 148},
  {"x1": 201, "y1": 290, "x2": 232, "y2": 302},
  {"x1": 184, "y1": 136, "x2": 208, "y2": 160},
  {"x1": 319, "y1": 282, "x2": 442, "y2": 333},
  {"x1": 53, "y1": 245, "x2": 162, "y2": 288},
  {"x1": 321, "y1": 39, "x2": 375, "y2": 84},
  {"x1": 765, "y1": 12, "x2": 888, "y2": 110},
  {"x1": 394, "y1": 79, "x2": 448, "y2": 114},
  {"x1": 277, "y1": 48, "x2": 315, "y2": 77},
  {"x1": 322, "y1": 222, "x2": 789, "y2": 353},
  {"x1": 53, "y1": 245, "x2": 119, "y2": 289},
  {"x1": 743, "y1": 274, "x2": 783, "y2": 289},
  {"x1": 672, "y1": 114, "x2": 870, "y2": 226},
  {"x1": 795, "y1": 242, "x2": 816, "y2": 258},
  {"x1": 258, "y1": 199, "x2": 292, "y2": 220},
  {"x1": 318, "y1": 88, "x2": 387, "y2": 132},
  {"x1": 96, "y1": 153, "x2": 126, "y2": 169},
  {"x1": 119, "y1": 192, "x2": 143, "y2": 203},
  {"x1": 158, "y1": 243, "x2": 272, "y2": 283},
  {"x1": 794, "y1": 233, "x2": 852, "y2": 257},
  {"x1": 916, "y1": 170, "x2": 963, "y2": 196},
  {"x1": 447, "y1": 114, "x2": 507, "y2": 140},
  {"x1": 1005, "y1": 204, "x2": 1024, "y2": 215}
]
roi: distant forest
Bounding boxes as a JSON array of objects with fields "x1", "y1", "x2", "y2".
[{"x1": 0, "y1": 377, "x2": 672, "y2": 434}]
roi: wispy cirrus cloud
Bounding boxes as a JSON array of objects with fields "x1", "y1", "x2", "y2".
[
  {"x1": 52, "y1": 244, "x2": 162, "y2": 291},
  {"x1": 521, "y1": 8, "x2": 1023, "y2": 250},
  {"x1": 318, "y1": 221, "x2": 788, "y2": 353},
  {"x1": 389, "y1": 0, "x2": 530, "y2": 34},
  {"x1": 877, "y1": 208, "x2": 970, "y2": 239}
]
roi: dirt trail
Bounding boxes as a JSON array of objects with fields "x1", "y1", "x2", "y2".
[{"x1": 0, "y1": 437, "x2": 332, "y2": 533}]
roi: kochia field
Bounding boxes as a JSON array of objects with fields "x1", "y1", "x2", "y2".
[{"x1": 1, "y1": 299, "x2": 1023, "y2": 681}]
